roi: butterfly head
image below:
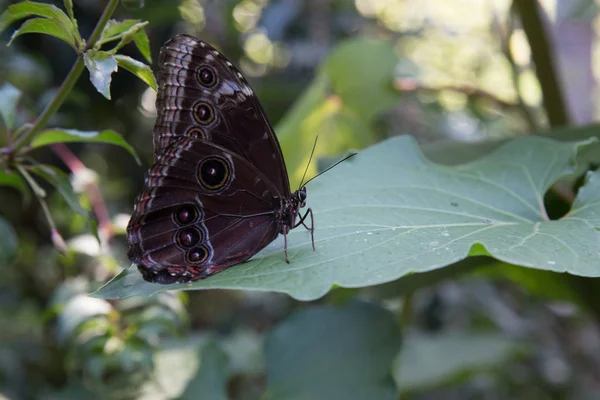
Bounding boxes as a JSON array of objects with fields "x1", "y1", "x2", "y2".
[{"x1": 296, "y1": 186, "x2": 307, "y2": 208}]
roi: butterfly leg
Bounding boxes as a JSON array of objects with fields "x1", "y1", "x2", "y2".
[
  {"x1": 294, "y1": 208, "x2": 315, "y2": 252},
  {"x1": 282, "y1": 225, "x2": 290, "y2": 264}
]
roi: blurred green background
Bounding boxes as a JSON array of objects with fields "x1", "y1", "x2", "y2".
[{"x1": 1, "y1": 0, "x2": 600, "y2": 399}]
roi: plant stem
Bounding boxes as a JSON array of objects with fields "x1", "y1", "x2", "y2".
[
  {"x1": 17, "y1": 165, "x2": 46, "y2": 198},
  {"x1": 512, "y1": 0, "x2": 571, "y2": 127},
  {"x1": 11, "y1": 0, "x2": 121, "y2": 153}
]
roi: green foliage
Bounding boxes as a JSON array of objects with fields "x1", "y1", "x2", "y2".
[{"x1": 2, "y1": 0, "x2": 600, "y2": 398}]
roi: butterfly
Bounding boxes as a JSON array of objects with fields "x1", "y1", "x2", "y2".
[{"x1": 126, "y1": 34, "x2": 315, "y2": 284}]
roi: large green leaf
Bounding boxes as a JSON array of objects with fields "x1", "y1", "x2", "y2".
[
  {"x1": 83, "y1": 50, "x2": 118, "y2": 100},
  {"x1": 31, "y1": 128, "x2": 140, "y2": 164},
  {"x1": 264, "y1": 302, "x2": 401, "y2": 400},
  {"x1": 30, "y1": 164, "x2": 88, "y2": 216},
  {"x1": 0, "y1": 83, "x2": 22, "y2": 129},
  {"x1": 92, "y1": 136, "x2": 600, "y2": 300},
  {"x1": 0, "y1": 217, "x2": 18, "y2": 265},
  {"x1": 394, "y1": 332, "x2": 520, "y2": 391}
]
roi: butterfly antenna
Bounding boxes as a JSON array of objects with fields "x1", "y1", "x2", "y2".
[
  {"x1": 298, "y1": 135, "x2": 319, "y2": 190},
  {"x1": 302, "y1": 152, "x2": 357, "y2": 187}
]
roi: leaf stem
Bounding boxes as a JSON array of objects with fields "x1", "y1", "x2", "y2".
[
  {"x1": 17, "y1": 165, "x2": 45, "y2": 198},
  {"x1": 10, "y1": 0, "x2": 121, "y2": 153}
]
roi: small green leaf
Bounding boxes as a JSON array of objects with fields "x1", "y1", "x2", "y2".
[
  {"x1": 114, "y1": 55, "x2": 157, "y2": 91},
  {"x1": 63, "y1": 0, "x2": 75, "y2": 21},
  {"x1": 394, "y1": 333, "x2": 519, "y2": 391},
  {"x1": 0, "y1": 1, "x2": 75, "y2": 34},
  {"x1": 8, "y1": 17, "x2": 76, "y2": 48},
  {"x1": 133, "y1": 29, "x2": 151, "y2": 63},
  {"x1": 0, "y1": 216, "x2": 18, "y2": 265},
  {"x1": 100, "y1": 19, "x2": 140, "y2": 42},
  {"x1": 31, "y1": 128, "x2": 140, "y2": 164},
  {"x1": 83, "y1": 50, "x2": 118, "y2": 100},
  {"x1": 30, "y1": 164, "x2": 88, "y2": 216},
  {"x1": 0, "y1": 169, "x2": 31, "y2": 205},
  {"x1": 265, "y1": 302, "x2": 401, "y2": 400}
]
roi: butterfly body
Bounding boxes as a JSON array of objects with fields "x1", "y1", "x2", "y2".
[{"x1": 126, "y1": 35, "x2": 313, "y2": 284}]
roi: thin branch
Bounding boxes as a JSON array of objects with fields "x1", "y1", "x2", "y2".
[
  {"x1": 17, "y1": 165, "x2": 67, "y2": 254},
  {"x1": 512, "y1": 0, "x2": 571, "y2": 127},
  {"x1": 394, "y1": 78, "x2": 519, "y2": 110}
]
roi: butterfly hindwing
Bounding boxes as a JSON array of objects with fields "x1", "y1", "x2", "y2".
[{"x1": 127, "y1": 138, "x2": 280, "y2": 283}]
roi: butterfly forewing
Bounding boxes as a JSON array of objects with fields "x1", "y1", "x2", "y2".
[{"x1": 154, "y1": 34, "x2": 290, "y2": 195}]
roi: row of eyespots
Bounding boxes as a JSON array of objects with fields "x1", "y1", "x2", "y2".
[
  {"x1": 197, "y1": 155, "x2": 232, "y2": 192},
  {"x1": 173, "y1": 204, "x2": 211, "y2": 265}
]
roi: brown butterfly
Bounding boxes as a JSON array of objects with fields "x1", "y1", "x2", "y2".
[{"x1": 126, "y1": 34, "x2": 315, "y2": 284}]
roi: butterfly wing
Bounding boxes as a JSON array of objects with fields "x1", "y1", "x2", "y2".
[
  {"x1": 154, "y1": 34, "x2": 290, "y2": 196},
  {"x1": 127, "y1": 138, "x2": 281, "y2": 283}
]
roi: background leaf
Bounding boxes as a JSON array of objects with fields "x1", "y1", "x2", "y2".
[
  {"x1": 179, "y1": 341, "x2": 229, "y2": 400},
  {"x1": 0, "y1": 83, "x2": 22, "y2": 129},
  {"x1": 0, "y1": 169, "x2": 31, "y2": 205},
  {"x1": 394, "y1": 332, "x2": 520, "y2": 391},
  {"x1": 138, "y1": 338, "x2": 229, "y2": 400},
  {"x1": 31, "y1": 128, "x2": 140, "y2": 164},
  {"x1": 0, "y1": 216, "x2": 18, "y2": 265},
  {"x1": 30, "y1": 164, "x2": 88, "y2": 216},
  {"x1": 265, "y1": 302, "x2": 401, "y2": 400},
  {"x1": 93, "y1": 135, "x2": 599, "y2": 300},
  {"x1": 83, "y1": 50, "x2": 118, "y2": 100},
  {"x1": 322, "y1": 37, "x2": 400, "y2": 120}
]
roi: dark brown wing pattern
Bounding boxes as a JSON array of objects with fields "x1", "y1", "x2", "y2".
[
  {"x1": 154, "y1": 34, "x2": 290, "y2": 195},
  {"x1": 127, "y1": 138, "x2": 281, "y2": 284}
]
